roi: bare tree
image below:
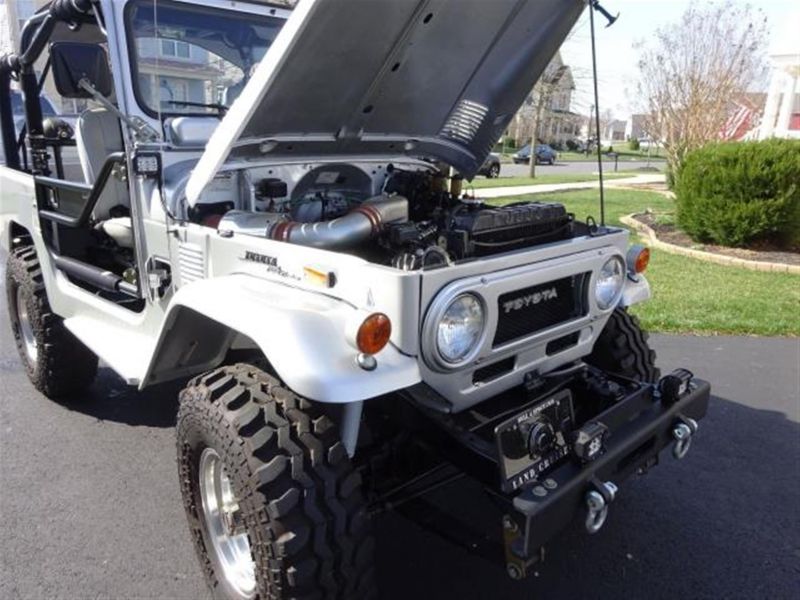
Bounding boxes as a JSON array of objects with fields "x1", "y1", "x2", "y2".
[
  {"x1": 511, "y1": 48, "x2": 585, "y2": 177},
  {"x1": 525, "y1": 71, "x2": 562, "y2": 177},
  {"x1": 634, "y1": 1, "x2": 767, "y2": 174}
]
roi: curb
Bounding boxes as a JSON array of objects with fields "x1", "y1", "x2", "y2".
[
  {"x1": 606, "y1": 184, "x2": 674, "y2": 199},
  {"x1": 621, "y1": 214, "x2": 800, "y2": 275}
]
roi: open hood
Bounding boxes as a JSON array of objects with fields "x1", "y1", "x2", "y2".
[{"x1": 186, "y1": 0, "x2": 585, "y2": 204}]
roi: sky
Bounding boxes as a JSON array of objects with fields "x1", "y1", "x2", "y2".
[{"x1": 559, "y1": 0, "x2": 799, "y2": 120}]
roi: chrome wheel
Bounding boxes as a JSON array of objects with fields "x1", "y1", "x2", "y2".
[
  {"x1": 15, "y1": 286, "x2": 38, "y2": 365},
  {"x1": 199, "y1": 448, "x2": 256, "y2": 598}
]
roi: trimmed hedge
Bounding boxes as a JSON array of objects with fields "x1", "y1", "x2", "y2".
[{"x1": 675, "y1": 139, "x2": 800, "y2": 248}]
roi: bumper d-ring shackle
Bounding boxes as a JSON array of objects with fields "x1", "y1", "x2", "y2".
[
  {"x1": 585, "y1": 479, "x2": 618, "y2": 534},
  {"x1": 672, "y1": 415, "x2": 699, "y2": 460}
]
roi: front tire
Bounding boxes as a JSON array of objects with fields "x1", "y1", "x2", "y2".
[
  {"x1": 586, "y1": 308, "x2": 660, "y2": 382},
  {"x1": 6, "y1": 245, "x2": 97, "y2": 397},
  {"x1": 177, "y1": 364, "x2": 375, "y2": 600},
  {"x1": 487, "y1": 164, "x2": 500, "y2": 178}
]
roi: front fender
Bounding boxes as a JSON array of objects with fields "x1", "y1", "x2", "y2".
[
  {"x1": 620, "y1": 273, "x2": 651, "y2": 308},
  {"x1": 140, "y1": 275, "x2": 421, "y2": 403}
]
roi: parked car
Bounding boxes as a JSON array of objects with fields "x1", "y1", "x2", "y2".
[
  {"x1": 10, "y1": 90, "x2": 60, "y2": 131},
  {"x1": 477, "y1": 152, "x2": 501, "y2": 178},
  {"x1": 512, "y1": 143, "x2": 558, "y2": 165}
]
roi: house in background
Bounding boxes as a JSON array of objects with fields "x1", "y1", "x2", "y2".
[
  {"x1": 134, "y1": 37, "x2": 239, "y2": 111},
  {"x1": 1, "y1": 1, "x2": 239, "y2": 115},
  {"x1": 625, "y1": 114, "x2": 648, "y2": 141},
  {"x1": 509, "y1": 51, "x2": 582, "y2": 148},
  {"x1": 0, "y1": 0, "x2": 37, "y2": 53},
  {"x1": 758, "y1": 10, "x2": 799, "y2": 140},
  {"x1": 603, "y1": 119, "x2": 627, "y2": 142},
  {"x1": 721, "y1": 93, "x2": 766, "y2": 141},
  {"x1": 0, "y1": 0, "x2": 71, "y2": 111}
]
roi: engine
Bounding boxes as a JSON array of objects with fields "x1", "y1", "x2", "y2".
[
  {"x1": 207, "y1": 163, "x2": 575, "y2": 269},
  {"x1": 375, "y1": 166, "x2": 575, "y2": 269}
]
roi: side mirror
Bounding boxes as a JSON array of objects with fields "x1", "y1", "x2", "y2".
[{"x1": 50, "y1": 42, "x2": 113, "y2": 98}]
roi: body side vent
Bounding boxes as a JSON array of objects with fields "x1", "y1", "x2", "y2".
[{"x1": 178, "y1": 242, "x2": 205, "y2": 285}]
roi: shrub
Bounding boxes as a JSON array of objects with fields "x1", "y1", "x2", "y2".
[
  {"x1": 665, "y1": 167, "x2": 676, "y2": 191},
  {"x1": 566, "y1": 139, "x2": 579, "y2": 151},
  {"x1": 629, "y1": 138, "x2": 641, "y2": 151},
  {"x1": 675, "y1": 139, "x2": 800, "y2": 248}
]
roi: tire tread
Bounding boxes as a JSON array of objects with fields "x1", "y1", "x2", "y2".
[
  {"x1": 5, "y1": 246, "x2": 97, "y2": 397},
  {"x1": 587, "y1": 308, "x2": 660, "y2": 382},
  {"x1": 177, "y1": 364, "x2": 375, "y2": 600}
]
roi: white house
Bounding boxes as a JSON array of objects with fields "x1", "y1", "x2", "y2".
[
  {"x1": 758, "y1": 10, "x2": 800, "y2": 139},
  {"x1": 510, "y1": 51, "x2": 582, "y2": 147},
  {"x1": 625, "y1": 114, "x2": 648, "y2": 141},
  {"x1": 603, "y1": 119, "x2": 627, "y2": 142}
]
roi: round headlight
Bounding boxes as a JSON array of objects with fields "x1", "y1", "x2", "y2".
[
  {"x1": 595, "y1": 256, "x2": 625, "y2": 310},
  {"x1": 436, "y1": 294, "x2": 485, "y2": 364}
]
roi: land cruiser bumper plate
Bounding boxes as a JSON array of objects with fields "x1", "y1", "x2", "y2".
[{"x1": 503, "y1": 378, "x2": 710, "y2": 570}]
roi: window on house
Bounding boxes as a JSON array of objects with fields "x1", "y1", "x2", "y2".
[{"x1": 160, "y1": 39, "x2": 191, "y2": 59}]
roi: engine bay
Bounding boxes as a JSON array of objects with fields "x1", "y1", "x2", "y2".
[{"x1": 189, "y1": 161, "x2": 583, "y2": 270}]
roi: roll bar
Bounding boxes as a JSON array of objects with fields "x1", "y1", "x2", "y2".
[{"x1": 0, "y1": 0, "x2": 98, "y2": 173}]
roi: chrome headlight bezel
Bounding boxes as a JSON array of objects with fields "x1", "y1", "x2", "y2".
[
  {"x1": 594, "y1": 255, "x2": 626, "y2": 310},
  {"x1": 423, "y1": 292, "x2": 487, "y2": 370}
]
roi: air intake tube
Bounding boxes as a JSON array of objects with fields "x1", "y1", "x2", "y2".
[{"x1": 217, "y1": 195, "x2": 409, "y2": 250}]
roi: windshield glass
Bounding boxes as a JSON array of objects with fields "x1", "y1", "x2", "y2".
[{"x1": 127, "y1": 0, "x2": 286, "y2": 117}]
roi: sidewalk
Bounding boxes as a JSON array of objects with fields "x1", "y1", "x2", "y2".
[{"x1": 472, "y1": 173, "x2": 666, "y2": 199}]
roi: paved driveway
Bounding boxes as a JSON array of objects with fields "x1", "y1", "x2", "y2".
[{"x1": 0, "y1": 262, "x2": 797, "y2": 599}]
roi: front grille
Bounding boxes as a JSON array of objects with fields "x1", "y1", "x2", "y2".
[
  {"x1": 473, "y1": 356, "x2": 515, "y2": 385},
  {"x1": 546, "y1": 331, "x2": 580, "y2": 356},
  {"x1": 493, "y1": 274, "x2": 589, "y2": 346}
]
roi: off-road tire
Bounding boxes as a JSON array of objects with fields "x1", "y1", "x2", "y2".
[
  {"x1": 587, "y1": 308, "x2": 660, "y2": 382},
  {"x1": 177, "y1": 364, "x2": 375, "y2": 600},
  {"x1": 6, "y1": 245, "x2": 98, "y2": 397}
]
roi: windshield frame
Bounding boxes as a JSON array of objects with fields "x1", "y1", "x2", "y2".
[{"x1": 123, "y1": 0, "x2": 290, "y2": 120}]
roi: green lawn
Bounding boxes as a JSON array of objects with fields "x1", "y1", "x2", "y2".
[
  {"x1": 489, "y1": 189, "x2": 800, "y2": 337},
  {"x1": 469, "y1": 172, "x2": 631, "y2": 189}
]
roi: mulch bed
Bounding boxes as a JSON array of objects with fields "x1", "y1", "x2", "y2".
[{"x1": 637, "y1": 212, "x2": 800, "y2": 267}]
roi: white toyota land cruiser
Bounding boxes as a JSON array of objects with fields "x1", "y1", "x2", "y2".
[{"x1": 0, "y1": 0, "x2": 709, "y2": 597}]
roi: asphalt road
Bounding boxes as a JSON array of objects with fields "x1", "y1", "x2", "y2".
[{"x1": 1, "y1": 265, "x2": 798, "y2": 599}]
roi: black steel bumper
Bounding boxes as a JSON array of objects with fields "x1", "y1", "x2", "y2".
[{"x1": 504, "y1": 378, "x2": 710, "y2": 571}]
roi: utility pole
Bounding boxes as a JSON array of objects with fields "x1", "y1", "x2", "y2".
[{"x1": 586, "y1": 104, "x2": 594, "y2": 155}]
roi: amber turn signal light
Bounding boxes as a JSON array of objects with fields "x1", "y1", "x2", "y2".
[
  {"x1": 356, "y1": 313, "x2": 392, "y2": 355},
  {"x1": 627, "y1": 245, "x2": 650, "y2": 274}
]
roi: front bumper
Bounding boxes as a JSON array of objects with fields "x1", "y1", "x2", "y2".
[
  {"x1": 503, "y1": 377, "x2": 710, "y2": 575},
  {"x1": 396, "y1": 368, "x2": 710, "y2": 578}
]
